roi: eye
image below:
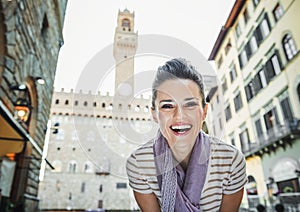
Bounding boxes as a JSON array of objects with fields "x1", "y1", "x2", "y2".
[
  {"x1": 184, "y1": 101, "x2": 199, "y2": 108},
  {"x1": 161, "y1": 103, "x2": 175, "y2": 109},
  {"x1": 159, "y1": 101, "x2": 176, "y2": 110}
]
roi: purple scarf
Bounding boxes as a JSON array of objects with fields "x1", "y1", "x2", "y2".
[{"x1": 154, "y1": 131, "x2": 210, "y2": 212}]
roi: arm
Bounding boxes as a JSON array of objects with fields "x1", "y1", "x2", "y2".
[
  {"x1": 219, "y1": 188, "x2": 244, "y2": 212},
  {"x1": 134, "y1": 191, "x2": 161, "y2": 212}
]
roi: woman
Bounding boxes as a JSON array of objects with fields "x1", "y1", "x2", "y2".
[{"x1": 126, "y1": 58, "x2": 247, "y2": 211}]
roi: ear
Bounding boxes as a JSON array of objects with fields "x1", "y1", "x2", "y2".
[{"x1": 151, "y1": 108, "x2": 158, "y2": 123}]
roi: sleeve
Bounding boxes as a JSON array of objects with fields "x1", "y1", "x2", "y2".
[
  {"x1": 223, "y1": 149, "x2": 248, "y2": 195},
  {"x1": 126, "y1": 152, "x2": 153, "y2": 194}
]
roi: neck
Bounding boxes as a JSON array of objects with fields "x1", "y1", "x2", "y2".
[{"x1": 171, "y1": 146, "x2": 192, "y2": 171}]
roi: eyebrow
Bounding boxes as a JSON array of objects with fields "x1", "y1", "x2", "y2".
[
  {"x1": 158, "y1": 97, "x2": 199, "y2": 104},
  {"x1": 184, "y1": 97, "x2": 198, "y2": 101}
]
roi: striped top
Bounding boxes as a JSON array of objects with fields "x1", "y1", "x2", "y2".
[{"x1": 126, "y1": 133, "x2": 247, "y2": 211}]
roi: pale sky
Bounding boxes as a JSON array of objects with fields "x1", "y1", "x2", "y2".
[{"x1": 54, "y1": 0, "x2": 236, "y2": 94}]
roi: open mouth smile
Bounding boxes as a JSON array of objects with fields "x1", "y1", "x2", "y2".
[{"x1": 170, "y1": 124, "x2": 192, "y2": 134}]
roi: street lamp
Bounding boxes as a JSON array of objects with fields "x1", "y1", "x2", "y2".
[
  {"x1": 10, "y1": 84, "x2": 32, "y2": 124},
  {"x1": 14, "y1": 98, "x2": 31, "y2": 122}
]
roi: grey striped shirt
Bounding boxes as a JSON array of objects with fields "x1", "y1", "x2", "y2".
[{"x1": 126, "y1": 135, "x2": 247, "y2": 211}]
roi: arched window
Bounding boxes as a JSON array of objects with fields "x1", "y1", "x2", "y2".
[
  {"x1": 122, "y1": 18, "x2": 130, "y2": 27},
  {"x1": 68, "y1": 161, "x2": 77, "y2": 173},
  {"x1": 282, "y1": 34, "x2": 298, "y2": 61}
]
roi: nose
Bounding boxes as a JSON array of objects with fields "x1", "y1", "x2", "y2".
[{"x1": 173, "y1": 104, "x2": 185, "y2": 120}]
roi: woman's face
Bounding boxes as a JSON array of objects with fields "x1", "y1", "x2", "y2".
[{"x1": 152, "y1": 79, "x2": 208, "y2": 150}]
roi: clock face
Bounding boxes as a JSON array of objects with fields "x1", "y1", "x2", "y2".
[{"x1": 117, "y1": 82, "x2": 132, "y2": 97}]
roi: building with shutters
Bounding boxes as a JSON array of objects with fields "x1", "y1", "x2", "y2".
[{"x1": 208, "y1": 0, "x2": 300, "y2": 210}]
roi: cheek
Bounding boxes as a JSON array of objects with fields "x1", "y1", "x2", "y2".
[
  {"x1": 189, "y1": 109, "x2": 205, "y2": 123},
  {"x1": 157, "y1": 112, "x2": 172, "y2": 127}
]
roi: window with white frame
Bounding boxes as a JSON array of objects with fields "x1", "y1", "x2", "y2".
[
  {"x1": 255, "y1": 14, "x2": 271, "y2": 44},
  {"x1": 254, "y1": 118, "x2": 263, "y2": 139},
  {"x1": 239, "y1": 128, "x2": 250, "y2": 153},
  {"x1": 243, "y1": 8, "x2": 250, "y2": 24},
  {"x1": 253, "y1": 68, "x2": 267, "y2": 94},
  {"x1": 245, "y1": 81, "x2": 255, "y2": 101},
  {"x1": 239, "y1": 49, "x2": 248, "y2": 69},
  {"x1": 235, "y1": 22, "x2": 242, "y2": 39},
  {"x1": 263, "y1": 107, "x2": 279, "y2": 130},
  {"x1": 249, "y1": 36, "x2": 258, "y2": 54},
  {"x1": 273, "y1": 3, "x2": 284, "y2": 22},
  {"x1": 225, "y1": 104, "x2": 232, "y2": 121},
  {"x1": 280, "y1": 96, "x2": 293, "y2": 121},
  {"x1": 225, "y1": 40, "x2": 232, "y2": 55},
  {"x1": 258, "y1": 69, "x2": 268, "y2": 88},
  {"x1": 261, "y1": 15, "x2": 271, "y2": 38},
  {"x1": 252, "y1": 0, "x2": 260, "y2": 7},
  {"x1": 217, "y1": 56, "x2": 223, "y2": 69},
  {"x1": 265, "y1": 51, "x2": 282, "y2": 80},
  {"x1": 282, "y1": 34, "x2": 298, "y2": 61},
  {"x1": 222, "y1": 78, "x2": 228, "y2": 94},
  {"x1": 271, "y1": 54, "x2": 282, "y2": 75},
  {"x1": 229, "y1": 64, "x2": 238, "y2": 82},
  {"x1": 234, "y1": 92, "x2": 243, "y2": 112}
]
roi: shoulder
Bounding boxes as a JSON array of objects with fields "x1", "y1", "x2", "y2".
[
  {"x1": 126, "y1": 139, "x2": 156, "y2": 174},
  {"x1": 208, "y1": 135, "x2": 243, "y2": 158},
  {"x1": 207, "y1": 135, "x2": 246, "y2": 175},
  {"x1": 130, "y1": 139, "x2": 155, "y2": 159}
]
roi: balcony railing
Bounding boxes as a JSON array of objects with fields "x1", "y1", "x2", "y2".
[{"x1": 243, "y1": 118, "x2": 300, "y2": 157}]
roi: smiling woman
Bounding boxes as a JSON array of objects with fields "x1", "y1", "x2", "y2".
[{"x1": 126, "y1": 58, "x2": 247, "y2": 212}]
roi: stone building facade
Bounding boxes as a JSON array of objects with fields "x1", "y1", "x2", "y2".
[
  {"x1": 0, "y1": 0, "x2": 67, "y2": 211},
  {"x1": 208, "y1": 0, "x2": 300, "y2": 210},
  {"x1": 38, "y1": 89, "x2": 155, "y2": 211}
]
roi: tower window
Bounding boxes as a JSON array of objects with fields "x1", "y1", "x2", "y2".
[{"x1": 122, "y1": 18, "x2": 130, "y2": 28}]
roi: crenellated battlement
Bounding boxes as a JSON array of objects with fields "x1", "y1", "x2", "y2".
[{"x1": 51, "y1": 88, "x2": 152, "y2": 121}]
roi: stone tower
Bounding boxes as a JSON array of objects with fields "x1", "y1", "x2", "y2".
[{"x1": 113, "y1": 9, "x2": 138, "y2": 97}]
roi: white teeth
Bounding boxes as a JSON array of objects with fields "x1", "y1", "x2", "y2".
[{"x1": 171, "y1": 125, "x2": 191, "y2": 130}]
